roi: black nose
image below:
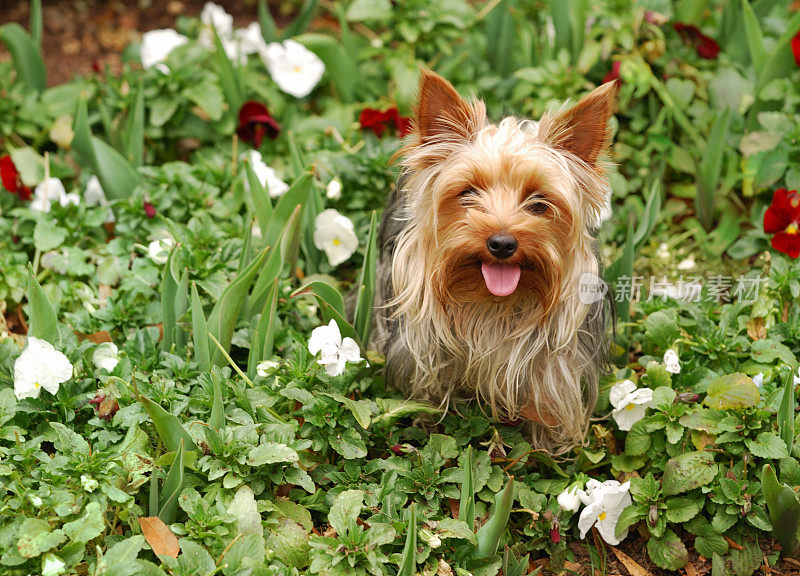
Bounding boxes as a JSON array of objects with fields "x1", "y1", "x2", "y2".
[{"x1": 486, "y1": 233, "x2": 517, "y2": 259}]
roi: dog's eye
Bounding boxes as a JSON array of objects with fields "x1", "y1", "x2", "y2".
[
  {"x1": 526, "y1": 201, "x2": 548, "y2": 215},
  {"x1": 459, "y1": 189, "x2": 479, "y2": 206}
]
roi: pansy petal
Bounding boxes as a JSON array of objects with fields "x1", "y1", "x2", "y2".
[{"x1": 772, "y1": 231, "x2": 800, "y2": 259}]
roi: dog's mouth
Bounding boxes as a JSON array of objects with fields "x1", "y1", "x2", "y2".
[{"x1": 480, "y1": 261, "x2": 521, "y2": 297}]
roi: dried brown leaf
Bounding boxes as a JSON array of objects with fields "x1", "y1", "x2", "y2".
[{"x1": 139, "y1": 516, "x2": 180, "y2": 558}]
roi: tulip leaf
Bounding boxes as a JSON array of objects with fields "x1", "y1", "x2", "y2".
[
  {"x1": 207, "y1": 247, "x2": 270, "y2": 367},
  {"x1": 778, "y1": 368, "x2": 796, "y2": 451},
  {"x1": 475, "y1": 476, "x2": 515, "y2": 558},
  {"x1": 264, "y1": 172, "x2": 313, "y2": 251},
  {"x1": 72, "y1": 98, "x2": 141, "y2": 200},
  {"x1": 0, "y1": 23, "x2": 46, "y2": 93},
  {"x1": 211, "y1": 26, "x2": 244, "y2": 115},
  {"x1": 248, "y1": 206, "x2": 301, "y2": 317},
  {"x1": 30, "y1": 0, "x2": 42, "y2": 48},
  {"x1": 353, "y1": 211, "x2": 378, "y2": 347},
  {"x1": 257, "y1": 0, "x2": 279, "y2": 43},
  {"x1": 761, "y1": 464, "x2": 800, "y2": 557},
  {"x1": 27, "y1": 266, "x2": 58, "y2": 345},
  {"x1": 209, "y1": 378, "x2": 225, "y2": 432},
  {"x1": 741, "y1": 0, "x2": 767, "y2": 71},
  {"x1": 138, "y1": 394, "x2": 198, "y2": 453},
  {"x1": 158, "y1": 439, "x2": 186, "y2": 524},
  {"x1": 459, "y1": 446, "x2": 476, "y2": 531},
  {"x1": 191, "y1": 283, "x2": 211, "y2": 371},
  {"x1": 283, "y1": 0, "x2": 319, "y2": 39},
  {"x1": 173, "y1": 269, "x2": 189, "y2": 354},
  {"x1": 696, "y1": 108, "x2": 731, "y2": 231},
  {"x1": 397, "y1": 503, "x2": 417, "y2": 576},
  {"x1": 160, "y1": 247, "x2": 179, "y2": 352},
  {"x1": 125, "y1": 81, "x2": 145, "y2": 167},
  {"x1": 248, "y1": 280, "x2": 280, "y2": 379},
  {"x1": 295, "y1": 33, "x2": 357, "y2": 103},
  {"x1": 244, "y1": 159, "x2": 273, "y2": 235}
]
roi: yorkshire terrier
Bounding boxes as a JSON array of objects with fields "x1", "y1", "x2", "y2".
[{"x1": 377, "y1": 70, "x2": 616, "y2": 452}]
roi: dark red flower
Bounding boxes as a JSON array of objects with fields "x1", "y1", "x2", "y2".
[
  {"x1": 792, "y1": 31, "x2": 800, "y2": 67},
  {"x1": 603, "y1": 61, "x2": 622, "y2": 85},
  {"x1": 0, "y1": 155, "x2": 32, "y2": 201},
  {"x1": 764, "y1": 188, "x2": 800, "y2": 258},
  {"x1": 90, "y1": 392, "x2": 119, "y2": 421},
  {"x1": 359, "y1": 107, "x2": 412, "y2": 138},
  {"x1": 550, "y1": 521, "x2": 561, "y2": 543},
  {"x1": 673, "y1": 22, "x2": 720, "y2": 60},
  {"x1": 236, "y1": 101, "x2": 281, "y2": 148},
  {"x1": 143, "y1": 200, "x2": 156, "y2": 218}
]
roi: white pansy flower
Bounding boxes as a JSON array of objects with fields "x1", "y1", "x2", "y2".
[
  {"x1": 242, "y1": 150, "x2": 289, "y2": 199},
  {"x1": 30, "y1": 178, "x2": 79, "y2": 213},
  {"x1": 29, "y1": 494, "x2": 43, "y2": 507},
  {"x1": 677, "y1": 255, "x2": 696, "y2": 270},
  {"x1": 794, "y1": 366, "x2": 800, "y2": 387},
  {"x1": 235, "y1": 22, "x2": 267, "y2": 56},
  {"x1": 14, "y1": 337, "x2": 73, "y2": 400},
  {"x1": 656, "y1": 242, "x2": 669, "y2": 259},
  {"x1": 140, "y1": 29, "x2": 189, "y2": 72},
  {"x1": 313, "y1": 209, "x2": 358, "y2": 267},
  {"x1": 92, "y1": 342, "x2": 119, "y2": 372},
  {"x1": 308, "y1": 319, "x2": 362, "y2": 377},
  {"x1": 256, "y1": 360, "x2": 280, "y2": 377},
  {"x1": 85, "y1": 176, "x2": 115, "y2": 223},
  {"x1": 557, "y1": 485, "x2": 582, "y2": 512},
  {"x1": 577, "y1": 480, "x2": 632, "y2": 545},
  {"x1": 752, "y1": 372, "x2": 764, "y2": 388},
  {"x1": 663, "y1": 349, "x2": 681, "y2": 374},
  {"x1": 148, "y1": 238, "x2": 175, "y2": 265},
  {"x1": 41, "y1": 553, "x2": 66, "y2": 576},
  {"x1": 326, "y1": 178, "x2": 342, "y2": 201},
  {"x1": 198, "y1": 2, "x2": 234, "y2": 48},
  {"x1": 260, "y1": 39, "x2": 325, "y2": 98},
  {"x1": 609, "y1": 379, "x2": 654, "y2": 431},
  {"x1": 81, "y1": 475, "x2": 99, "y2": 492}
]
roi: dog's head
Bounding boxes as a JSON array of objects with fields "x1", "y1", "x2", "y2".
[{"x1": 398, "y1": 70, "x2": 616, "y2": 319}]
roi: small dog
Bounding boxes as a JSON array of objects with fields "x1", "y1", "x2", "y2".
[{"x1": 377, "y1": 70, "x2": 616, "y2": 452}]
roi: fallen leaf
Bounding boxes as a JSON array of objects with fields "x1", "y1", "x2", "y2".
[
  {"x1": 685, "y1": 561, "x2": 697, "y2": 576},
  {"x1": 724, "y1": 536, "x2": 743, "y2": 551},
  {"x1": 610, "y1": 546, "x2": 654, "y2": 576},
  {"x1": 78, "y1": 330, "x2": 112, "y2": 344},
  {"x1": 139, "y1": 516, "x2": 180, "y2": 558}
]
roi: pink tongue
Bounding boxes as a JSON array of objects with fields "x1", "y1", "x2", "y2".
[{"x1": 481, "y1": 262, "x2": 521, "y2": 297}]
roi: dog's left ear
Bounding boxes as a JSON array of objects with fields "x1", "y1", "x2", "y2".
[{"x1": 539, "y1": 82, "x2": 617, "y2": 165}]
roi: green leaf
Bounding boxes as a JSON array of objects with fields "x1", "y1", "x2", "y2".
[
  {"x1": 30, "y1": 0, "x2": 42, "y2": 47},
  {"x1": 476, "y1": 476, "x2": 514, "y2": 558},
  {"x1": 615, "y1": 503, "x2": 646, "y2": 537},
  {"x1": 761, "y1": 464, "x2": 800, "y2": 557},
  {"x1": 345, "y1": 0, "x2": 392, "y2": 21},
  {"x1": 458, "y1": 446, "x2": 476, "y2": 531},
  {"x1": 95, "y1": 536, "x2": 145, "y2": 574},
  {"x1": 244, "y1": 159, "x2": 272, "y2": 234},
  {"x1": 63, "y1": 502, "x2": 105, "y2": 543},
  {"x1": 138, "y1": 394, "x2": 198, "y2": 453},
  {"x1": 778, "y1": 369, "x2": 796, "y2": 451},
  {"x1": 696, "y1": 109, "x2": 731, "y2": 231},
  {"x1": 329, "y1": 490, "x2": 364, "y2": 536},
  {"x1": 0, "y1": 23, "x2": 46, "y2": 92},
  {"x1": 291, "y1": 280, "x2": 362, "y2": 348},
  {"x1": 160, "y1": 247, "x2": 179, "y2": 352},
  {"x1": 665, "y1": 496, "x2": 703, "y2": 522},
  {"x1": 32, "y1": 219, "x2": 66, "y2": 252},
  {"x1": 437, "y1": 518, "x2": 477, "y2": 545},
  {"x1": 50, "y1": 422, "x2": 90, "y2": 455},
  {"x1": 321, "y1": 392, "x2": 371, "y2": 429},
  {"x1": 71, "y1": 98, "x2": 141, "y2": 200},
  {"x1": 263, "y1": 173, "x2": 313, "y2": 249},
  {"x1": 398, "y1": 503, "x2": 417, "y2": 576},
  {"x1": 606, "y1": 215, "x2": 635, "y2": 323},
  {"x1": 751, "y1": 338, "x2": 797, "y2": 365},
  {"x1": 643, "y1": 311, "x2": 680, "y2": 349},
  {"x1": 283, "y1": 0, "x2": 319, "y2": 38},
  {"x1": 247, "y1": 280, "x2": 279, "y2": 379},
  {"x1": 373, "y1": 398, "x2": 443, "y2": 425},
  {"x1": 248, "y1": 442, "x2": 299, "y2": 466},
  {"x1": 191, "y1": 284, "x2": 211, "y2": 371},
  {"x1": 209, "y1": 378, "x2": 224, "y2": 431},
  {"x1": 158, "y1": 440, "x2": 186, "y2": 524},
  {"x1": 207, "y1": 247, "x2": 270, "y2": 367},
  {"x1": 124, "y1": 81, "x2": 145, "y2": 167},
  {"x1": 16, "y1": 518, "x2": 66, "y2": 558},
  {"x1": 703, "y1": 373, "x2": 760, "y2": 410},
  {"x1": 264, "y1": 520, "x2": 307, "y2": 568},
  {"x1": 27, "y1": 267, "x2": 58, "y2": 344},
  {"x1": 741, "y1": 0, "x2": 767, "y2": 71},
  {"x1": 211, "y1": 26, "x2": 243, "y2": 113},
  {"x1": 662, "y1": 451, "x2": 718, "y2": 495},
  {"x1": 647, "y1": 528, "x2": 688, "y2": 570},
  {"x1": 624, "y1": 419, "x2": 651, "y2": 456},
  {"x1": 258, "y1": 0, "x2": 278, "y2": 42},
  {"x1": 353, "y1": 211, "x2": 378, "y2": 346},
  {"x1": 10, "y1": 146, "x2": 44, "y2": 186},
  {"x1": 330, "y1": 427, "x2": 368, "y2": 459},
  {"x1": 746, "y1": 433, "x2": 789, "y2": 459}
]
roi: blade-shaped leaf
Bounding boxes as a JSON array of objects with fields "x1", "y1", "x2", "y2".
[
  {"x1": 244, "y1": 160, "x2": 273, "y2": 235},
  {"x1": 191, "y1": 283, "x2": 211, "y2": 371},
  {"x1": 741, "y1": 0, "x2": 767, "y2": 70},
  {"x1": 353, "y1": 211, "x2": 378, "y2": 346},
  {"x1": 0, "y1": 23, "x2": 46, "y2": 92},
  {"x1": 72, "y1": 98, "x2": 141, "y2": 200},
  {"x1": 139, "y1": 394, "x2": 198, "y2": 453},
  {"x1": 476, "y1": 476, "x2": 515, "y2": 558},
  {"x1": 125, "y1": 81, "x2": 145, "y2": 167},
  {"x1": 258, "y1": 0, "x2": 279, "y2": 42},
  {"x1": 459, "y1": 446, "x2": 476, "y2": 531},
  {"x1": 248, "y1": 280, "x2": 280, "y2": 379},
  {"x1": 158, "y1": 439, "x2": 186, "y2": 524},
  {"x1": 697, "y1": 109, "x2": 731, "y2": 231},
  {"x1": 174, "y1": 269, "x2": 189, "y2": 354},
  {"x1": 212, "y1": 26, "x2": 244, "y2": 115},
  {"x1": 778, "y1": 368, "x2": 796, "y2": 451},
  {"x1": 397, "y1": 503, "x2": 417, "y2": 576},
  {"x1": 283, "y1": 0, "x2": 319, "y2": 38},
  {"x1": 27, "y1": 266, "x2": 58, "y2": 344},
  {"x1": 295, "y1": 33, "x2": 356, "y2": 102},
  {"x1": 264, "y1": 173, "x2": 313, "y2": 249},
  {"x1": 761, "y1": 464, "x2": 800, "y2": 557},
  {"x1": 160, "y1": 248, "x2": 179, "y2": 352},
  {"x1": 30, "y1": 0, "x2": 42, "y2": 48},
  {"x1": 210, "y1": 376, "x2": 225, "y2": 431},
  {"x1": 207, "y1": 247, "x2": 270, "y2": 366},
  {"x1": 607, "y1": 216, "x2": 635, "y2": 324}
]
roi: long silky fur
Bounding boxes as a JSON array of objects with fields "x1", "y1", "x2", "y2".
[{"x1": 377, "y1": 98, "x2": 613, "y2": 454}]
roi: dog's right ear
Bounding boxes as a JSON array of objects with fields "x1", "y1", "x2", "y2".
[{"x1": 415, "y1": 69, "x2": 485, "y2": 143}]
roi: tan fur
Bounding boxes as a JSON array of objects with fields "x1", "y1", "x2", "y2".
[{"x1": 380, "y1": 71, "x2": 616, "y2": 453}]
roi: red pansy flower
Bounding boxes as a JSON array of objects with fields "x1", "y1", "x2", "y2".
[
  {"x1": 673, "y1": 22, "x2": 720, "y2": 60},
  {"x1": 143, "y1": 200, "x2": 157, "y2": 218},
  {"x1": 603, "y1": 61, "x2": 622, "y2": 85},
  {"x1": 359, "y1": 107, "x2": 412, "y2": 138},
  {"x1": 792, "y1": 31, "x2": 800, "y2": 67},
  {"x1": 764, "y1": 188, "x2": 800, "y2": 258},
  {"x1": 0, "y1": 155, "x2": 32, "y2": 201},
  {"x1": 236, "y1": 101, "x2": 281, "y2": 148}
]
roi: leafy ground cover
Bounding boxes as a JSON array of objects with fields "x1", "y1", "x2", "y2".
[{"x1": 1, "y1": 1, "x2": 800, "y2": 575}]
